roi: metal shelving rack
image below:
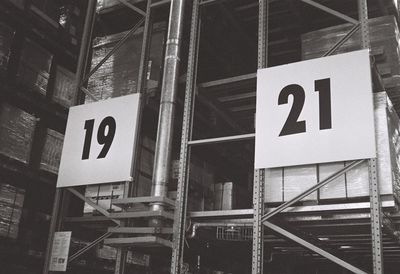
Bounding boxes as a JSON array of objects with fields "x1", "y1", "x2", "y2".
[
  {"x1": 41, "y1": 0, "x2": 400, "y2": 273},
  {"x1": 43, "y1": 0, "x2": 175, "y2": 273},
  {"x1": 172, "y1": 0, "x2": 400, "y2": 274}
]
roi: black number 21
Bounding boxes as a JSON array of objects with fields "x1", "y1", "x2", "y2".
[
  {"x1": 82, "y1": 116, "x2": 116, "y2": 160},
  {"x1": 278, "y1": 78, "x2": 332, "y2": 136}
]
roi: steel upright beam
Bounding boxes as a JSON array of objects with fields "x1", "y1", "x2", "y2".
[
  {"x1": 42, "y1": 1, "x2": 98, "y2": 273},
  {"x1": 170, "y1": 0, "x2": 201, "y2": 272},
  {"x1": 149, "y1": 0, "x2": 186, "y2": 226},
  {"x1": 252, "y1": 0, "x2": 268, "y2": 273},
  {"x1": 358, "y1": 0, "x2": 384, "y2": 272},
  {"x1": 114, "y1": 1, "x2": 152, "y2": 272}
]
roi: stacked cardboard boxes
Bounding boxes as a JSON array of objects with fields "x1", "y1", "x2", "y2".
[
  {"x1": 213, "y1": 182, "x2": 248, "y2": 210},
  {"x1": 39, "y1": 129, "x2": 64, "y2": 174},
  {"x1": 86, "y1": 23, "x2": 166, "y2": 103},
  {"x1": 17, "y1": 38, "x2": 53, "y2": 95},
  {"x1": 0, "y1": 184, "x2": 25, "y2": 239},
  {"x1": 96, "y1": 244, "x2": 150, "y2": 266},
  {"x1": 0, "y1": 103, "x2": 36, "y2": 164},
  {"x1": 83, "y1": 183, "x2": 125, "y2": 214},
  {"x1": 172, "y1": 160, "x2": 250, "y2": 211}
]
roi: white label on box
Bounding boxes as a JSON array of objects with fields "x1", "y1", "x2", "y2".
[
  {"x1": 49, "y1": 231, "x2": 71, "y2": 272},
  {"x1": 255, "y1": 50, "x2": 376, "y2": 168},
  {"x1": 57, "y1": 94, "x2": 140, "y2": 187}
]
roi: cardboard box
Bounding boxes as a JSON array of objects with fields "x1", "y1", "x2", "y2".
[
  {"x1": 53, "y1": 66, "x2": 76, "y2": 107},
  {"x1": 283, "y1": 165, "x2": 317, "y2": 201},
  {"x1": 83, "y1": 183, "x2": 125, "y2": 214},
  {"x1": 264, "y1": 168, "x2": 283, "y2": 203},
  {"x1": 319, "y1": 162, "x2": 346, "y2": 200},
  {"x1": 214, "y1": 182, "x2": 248, "y2": 210}
]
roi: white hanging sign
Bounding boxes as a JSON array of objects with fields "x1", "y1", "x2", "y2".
[
  {"x1": 255, "y1": 50, "x2": 376, "y2": 168},
  {"x1": 57, "y1": 94, "x2": 140, "y2": 187}
]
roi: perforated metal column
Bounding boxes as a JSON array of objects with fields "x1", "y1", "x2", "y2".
[
  {"x1": 358, "y1": 0, "x2": 384, "y2": 272},
  {"x1": 170, "y1": 0, "x2": 201, "y2": 272},
  {"x1": 252, "y1": 0, "x2": 268, "y2": 273}
]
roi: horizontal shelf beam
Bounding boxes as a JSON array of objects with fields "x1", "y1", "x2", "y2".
[
  {"x1": 188, "y1": 133, "x2": 255, "y2": 146},
  {"x1": 109, "y1": 210, "x2": 174, "y2": 220},
  {"x1": 198, "y1": 73, "x2": 256, "y2": 89},
  {"x1": 112, "y1": 196, "x2": 175, "y2": 207},
  {"x1": 108, "y1": 227, "x2": 173, "y2": 234},
  {"x1": 104, "y1": 236, "x2": 172, "y2": 248}
]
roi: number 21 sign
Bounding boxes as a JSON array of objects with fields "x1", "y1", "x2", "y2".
[
  {"x1": 57, "y1": 94, "x2": 140, "y2": 187},
  {"x1": 255, "y1": 50, "x2": 376, "y2": 169}
]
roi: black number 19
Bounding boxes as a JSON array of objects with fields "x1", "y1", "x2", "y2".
[
  {"x1": 82, "y1": 116, "x2": 116, "y2": 160},
  {"x1": 279, "y1": 78, "x2": 332, "y2": 136}
]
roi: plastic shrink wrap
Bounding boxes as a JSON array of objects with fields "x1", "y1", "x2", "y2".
[
  {"x1": 40, "y1": 129, "x2": 64, "y2": 174},
  {"x1": 0, "y1": 184, "x2": 25, "y2": 239},
  {"x1": 53, "y1": 66, "x2": 76, "y2": 107},
  {"x1": 0, "y1": 103, "x2": 36, "y2": 164},
  {"x1": 86, "y1": 23, "x2": 166, "y2": 103}
]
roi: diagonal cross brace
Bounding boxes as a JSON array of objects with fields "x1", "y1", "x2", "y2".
[
  {"x1": 301, "y1": 0, "x2": 359, "y2": 25},
  {"x1": 79, "y1": 17, "x2": 146, "y2": 88},
  {"x1": 264, "y1": 220, "x2": 369, "y2": 274},
  {"x1": 117, "y1": 0, "x2": 146, "y2": 16},
  {"x1": 68, "y1": 230, "x2": 116, "y2": 262},
  {"x1": 67, "y1": 187, "x2": 120, "y2": 225},
  {"x1": 322, "y1": 23, "x2": 361, "y2": 57},
  {"x1": 261, "y1": 159, "x2": 365, "y2": 223}
]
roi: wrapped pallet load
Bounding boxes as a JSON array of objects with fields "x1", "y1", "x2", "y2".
[
  {"x1": 17, "y1": 38, "x2": 53, "y2": 95},
  {"x1": 0, "y1": 103, "x2": 36, "y2": 164},
  {"x1": 86, "y1": 22, "x2": 166, "y2": 102},
  {"x1": 0, "y1": 22, "x2": 14, "y2": 74},
  {"x1": 53, "y1": 66, "x2": 76, "y2": 107},
  {"x1": 0, "y1": 184, "x2": 25, "y2": 239},
  {"x1": 39, "y1": 129, "x2": 64, "y2": 174},
  {"x1": 301, "y1": 15, "x2": 400, "y2": 110}
]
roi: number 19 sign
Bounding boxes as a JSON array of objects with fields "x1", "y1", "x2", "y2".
[
  {"x1": 57, "y1": 94, "x2": 140, "y2": 187},
  {"x1": 255, "y1": 50, "x2": 376, "y2": 169}
]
